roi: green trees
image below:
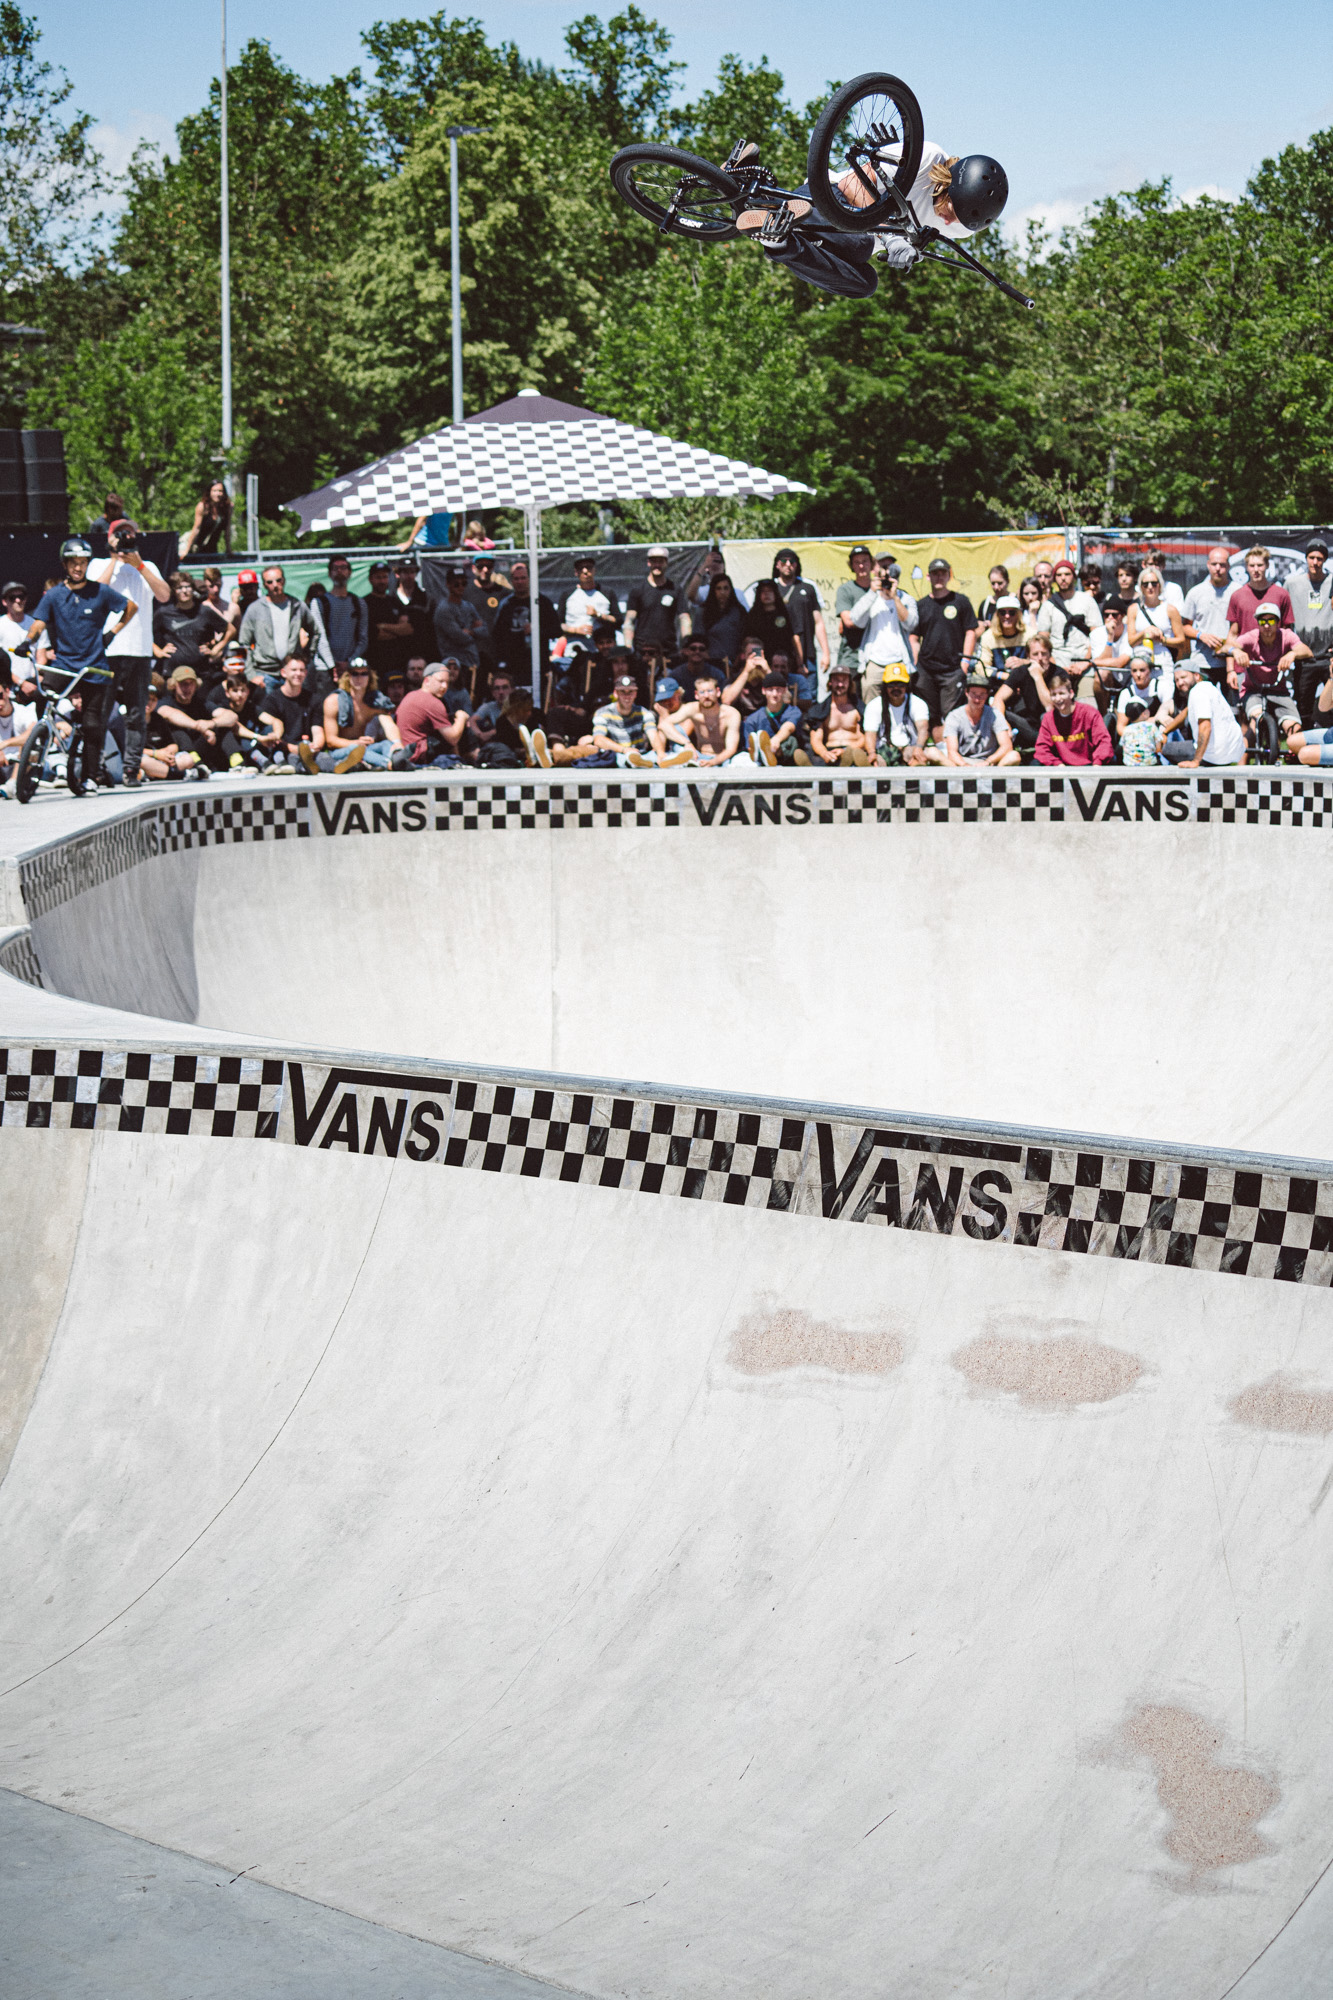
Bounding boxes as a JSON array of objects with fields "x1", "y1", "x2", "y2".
[{"x1": 12, "y1": 4, "x2": 1333, "y2": 537}]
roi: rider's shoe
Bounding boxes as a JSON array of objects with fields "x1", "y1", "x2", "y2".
[{"x1": 737, "y1": 200, "x2": 811, "y2": 249}]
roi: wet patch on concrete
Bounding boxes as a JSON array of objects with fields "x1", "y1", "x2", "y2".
[
  {"x1": 729, "y1": 1306, "x2": 903, "y2": 1376},
  {"x1": 952, "y1": 1332, "x2": 1143, "y2": 1409},
  {"x1": 1228, "y1": 1373, "x2": 1333, "y2": 1436},
  {"x1": 1118, "y1": 1704, "x2": 1280, "y2": 1883}
]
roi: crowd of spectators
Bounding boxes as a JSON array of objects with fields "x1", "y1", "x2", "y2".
[{"x1": 4, "y1": 524, "x2": 1332, "y2": 791}]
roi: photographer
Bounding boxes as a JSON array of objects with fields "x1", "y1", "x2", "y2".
[{"x1": 89, "y1": 517, "x2": 169, "y2": 787}]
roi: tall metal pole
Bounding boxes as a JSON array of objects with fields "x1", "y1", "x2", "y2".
[
  {"x1": 449, "y1": 132, "x2": 462, "y2": 428},
  {"x1": 219, "y1": 0, "x2": 233, "y2": 494}
]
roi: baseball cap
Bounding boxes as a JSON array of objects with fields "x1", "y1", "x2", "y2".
[
  {"x1": 1255, "y1": 602, "x2": 1281, "y2": 620},
  {"x1": 994, "y1": 594, "x2": 1021, "y2": 612},
  {"x1": 647, "y1": 544, "x2": 670, "y2": 560},
  {"x1": 881, "y1": 662, "x2": 911, "y2": 684},
  {"x1": 1307, "y1": 537, "x2": 1329, "y2": 555},
  {"x1": 928, "y1": 557, "x2": 951, "y2": 574},
  {"x1": 395, "y1": 554, "x2": 418, "y2": 568},
  {"x1": 167, "y1": 665, "x2": 199, "y2": 685},
  {"x1": 655, "y1": 676, "x2": 682, "y2": 699},
  {"x1": 237, "y1": 569, "x2": 258, "y2": 586},
  {"x1": 614, "y1": 672, "x2": 638, "y2": 689},
  {"x1": 761, "y1": 669, "x2": 790, "y2": 689},
  {"x1": 1, "y1": 580, "x2": 25, "y2": 597},
  {"x1": 848, "y1": 544, "x2": 872, "y2": 563}
]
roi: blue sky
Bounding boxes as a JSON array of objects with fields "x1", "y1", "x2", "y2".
[{"x1": 47, "y1": 0, "x2": 1333, "y2": 237}]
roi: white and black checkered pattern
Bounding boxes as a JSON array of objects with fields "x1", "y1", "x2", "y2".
[
  {"x1": 289, "y1": 411, "x2": 811, "y2": 534},
  {"x1": 6, "y1": 1043, "x2": 1332, "y2": 1290},
  {"x1": 0, "y1": 929, "x2": 41, "y2": 988},
  {"x1": 16, "y1": 770, "x2": 1333, "y2": 927}
]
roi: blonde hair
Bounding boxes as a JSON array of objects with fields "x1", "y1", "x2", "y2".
[
  {"x1": 928, "y1": 155, "x2": 960, "y2": 213},
  {"x1": 338, "y1": 666, "x2": 379, "y2": 694}
]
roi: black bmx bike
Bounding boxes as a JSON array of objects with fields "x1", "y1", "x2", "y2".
[
  {"x1": 609, "y1": 72, "x2": 1035, "y2": 308},
  {"x1": 13, "y1": 659, "x2": 103, "y2": 803},
  {"x1": 1242, "y1": 682, "x2": 1290, "y2": 766}
]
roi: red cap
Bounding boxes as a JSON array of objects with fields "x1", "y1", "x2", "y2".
[{"x1": 237, "y1": 570, "x2": 259, "y2": 586}]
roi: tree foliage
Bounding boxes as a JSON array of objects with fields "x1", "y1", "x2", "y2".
[{"x1": 11, "y1": 6, "x2": 1333, "y2": 538}]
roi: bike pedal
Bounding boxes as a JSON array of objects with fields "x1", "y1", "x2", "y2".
[{"x1": 724, "y1": 139, "x2": 761, "y2": 171}]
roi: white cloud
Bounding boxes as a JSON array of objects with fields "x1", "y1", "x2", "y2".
[
  {"x1": 90, "y1": 113, "x2": 178, "y2": 180},
  {"x1": 1179, "y1": 182, "x2": 1236, "y2": 206}
]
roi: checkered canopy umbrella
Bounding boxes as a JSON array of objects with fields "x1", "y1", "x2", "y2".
[{"x1": 286, "y1": 391, "x2": 812, "y2": 533}]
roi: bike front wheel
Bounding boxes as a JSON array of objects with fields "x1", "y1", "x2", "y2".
[
  {"x1": 14, "y1": 721, "x2": 49, "y2": 804},
  {"x1": 610, "y1": 144, "x2": 742, "y2": 241},
  {"x1": 806, "y1": 73, "x2": 925, "y2": 231}
]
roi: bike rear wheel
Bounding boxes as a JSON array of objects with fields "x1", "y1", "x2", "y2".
[
  {"x1": 1258, "y1": 709, "x2": 1281, "y2": 764},
  {"x1": 806, "y1": 73, "x2": 925, "y2": 232},
  {"x1": 610, "y1": 143, "x2": 742, "y2": 241},
  {"x1": 14, "y1": 720, "x2": 48, "y2": 804}
]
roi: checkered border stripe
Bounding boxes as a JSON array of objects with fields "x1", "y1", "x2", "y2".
[
  {"x1": 6, "y1": 1043, "x2": 1332, "y2": 1289},
  {"x1": 17, "y1": 770, "x2": 1333, "y2": 924},
  {"x1": 0, "y1": 930, "x2": 41, "y2": 988}
]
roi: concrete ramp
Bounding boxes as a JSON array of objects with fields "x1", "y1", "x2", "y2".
[{"x1": 2, "y1": 770, "x2": 1333, "y2": 1998}]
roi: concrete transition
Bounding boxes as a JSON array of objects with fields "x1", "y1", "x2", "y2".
[{"x1": 1, "y1": 770, "x2": 1333, "y2": 1999}]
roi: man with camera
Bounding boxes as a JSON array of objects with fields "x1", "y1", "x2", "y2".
[{"x1": 87, "y1": 518, "x2": 169, "y2": 786}]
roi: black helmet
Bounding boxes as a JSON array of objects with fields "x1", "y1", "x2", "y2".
[
  {"x1": 948, "y1": 155, "x2": 1008, "y2": 231},
  {"x1": 59, "y1": 536, "x2": 93, "y2": 564}
]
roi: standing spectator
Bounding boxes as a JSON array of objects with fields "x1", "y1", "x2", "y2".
[
  {"x1": 1181, "y1": 546, "x2": 1236, "y2": 686},
  {"x1": 1049, "y1": 559, "x2": 1100, "y2": 651},
  {"x1": 1141, "y1": 544, "x2": 1185, "y2": 609},
  {"x1": 223, "y1": 569, "x2": 260, "y2": 646},
  {"x1": 863, "y1": 661, "x2": 929, "y2": 765},
  {"x1": 977, "y1": 595, "x2": 1027, "y2": 674},
  {"x1": 240, "y1": 566, "x2": 313, "y2": 683},
  {"x1": 977, "y1": 564, "x2": 1010, "y2": 624},
  {"x1": 88, "y1": 517, "x2": 170, "y2": 788},
  {"x1": 742, "y1": 670, "x2": 806, "y2": 765},
  {"x1": 0, "y1": 583, "x2": 36, "y2": 700},
  {"x1": 153, "y1": 572, "x2": 227, "y2": 677},
  {"x1": 772, "y1": 548, "x2": 830, "y2": 679},
  {"x1": 493, "y1": 560, "x2": 561, "y2": 687},
  {"x1": 674, "y1": 631, "x2": 716, "y2": 696},
  {"x1": 464, "y1": 553, "x2": 511, "y2": 678},
  {"x1": 1018, "y1": 575, "x2": 1044, "y2": 636},
  {"x1": 685, "y1": 546, "x2": 729, "y2": 625},
  {"x1": 701, "y1": 572, "x2": 746, "y2": 671},
  {"x1": 431, "y1": 564, "x2": 486, "y2": 677},
  {"x1": 1227, "y1": 545, "x2": 1294, "y2": 637},
  {"x1": 180, "y1": 479, "x2": 233, "y2": 557},
  {"x1": 365, "y1": 562, "x2": 413, "y2": 681},
  {"x1": 393, "y1": 558, "x2": 436, "y2": 661},
  {"x1": 307, "y1": 554, "x2": 369, "y2": 674},
  {"x1": 399, "y1": 505, "x2": 453, "y2": 553},
  {"x1": 1127, "y1": 569, "x2": 1187, "y2": 673},
  {"x1": 834, "y1": 544, "x2": 876, "y2": 674},
  {"x1": 461, "y1": 518, "x2": 495, "y2": 551},
  {"x1": 938, "y1": 668, "x2": 1019, "y2": 767},
  {"x1": 1032, "y1": 558, "x2": 1054, "y2": 598},
  {"x1": 845, "y1": 558, "x2": 917, "y2": 682},
  {"x1": 398, "y1": 663, "x2": 467, "y2": 766},
  {"x1": 624, "y1": 545, "x2": 688, "y2": 655},
  {"x1": 1033, "y1": 669, "x2": 1114, "y2": 766},
  {"x1": 258, "y1": 655, "x2": 325, "y2": 772},
  {"x1": 1081, "y1": 562, "x2": 1104, "y2": 606},
  {"x1": 1286, "y1": 536, "x2": 1333, "y2": 727},
  {"x1": 913, "y1": 557, "x2": 978, "y2": 736},
  {"x1": 743, "y1": 576, "x2": 803, "y2": 666},
  {"x1": 807, "y1": 666, "x2": 868, "y2": 765},
  {"x1": 1115, "y1": 559, "x2": 1140, "y2": 604},
  {"x1": 562, "y1": 556, "x2": 614, "y2": 642},
  {"x1": 86, "y1": 491, "x2": 125, "y2": 538},
  {"x1": 1157, "y1": 661, "x2": 1247, "y2": 768}
]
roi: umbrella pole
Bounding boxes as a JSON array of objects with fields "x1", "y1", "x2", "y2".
[{"x1": 526, "y1": 504, "x2": 542, "y2": 712}]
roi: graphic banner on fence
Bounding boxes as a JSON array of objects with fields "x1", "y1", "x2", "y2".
[{"x1": 721, "y1": 533, "x2": 1072, "y2": 621}]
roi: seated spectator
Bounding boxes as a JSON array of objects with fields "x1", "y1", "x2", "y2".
[
  {"x1": 939, "y1": 668, "x2": 1020, "y2": 767},
  {"x1": 1087, "y1": 595, "x2": 1135, "y2": 699},
  {"x1": 674, "y1": 631, "x2": 715, "y2": 696},
  {"x1": 207, "y1": 663, "x2": 281, "y2": 771},
  {"x1": 1114, "y1": 653, "x2": 1169, "y2": 732},
  {"x1": 310, "y1": 659, "x2": 405, "y2": 774},
  {"x1": 1116, "y1": 689, "x2": 1162, "y2": 769},
  {"x1": 156, "y1": 664, "x2": 227, "y2": 777},
  {"x1": 807, "y1": 667, "x2": 868, "y2": 765},
  {"x1": 1284, "y1": 658, "x2": 1333, "y2": 765},
  {"x1": 1225, "y1": 602, "x2": 1310, "y2": 747},
  {"x1": 398, "y1": 663, "x2": 468, "y2": 767},
  {"x1": 988, "y1": 629, "x2": 1055, "y2": 754},
  {"x1": 673, "y1": 669, "x2": 740, "y2": 765},
  {"x1": 1156, "y1": 660, "x2": 1247, "y2": 768},
  {"x1": 768, "y1": 641, "x2": 815, "y2": 710},
  {"x1": 977, "y1": 596, "x2": 1028, "y2": 673},
  {"x1": 701, "y1": 572, "x2": 746, "y2": 670},
  {"x1": 589, "y1": 671, "x2": 691, "y2": 768},
  {"x1": 653, "y1": 674, "x2": 692, "y2": 752},
  {"x1": 0, "y1": 676, "x2": 36, "y2": 789},
  {"x1": 1127, "y1": 567, "x2": 1187, "y2": 672},
  {"x1": 432, "y1": 564, "x2": 486, "y2": 674},
  {"x1": 741, "y1": 670, "x2": 807, "y2": 765},
  {"x1": 255, "y1": 655, "x2": 324, "y2": 773},
  {"x1": 470, "y1": 670, "x2": 516, "y2": 751},
  {"x1": 141, "y1": 681, "x2": 192, "y2": 780},
  {"x1": 977, "y1": 564, "x2": 1010, "y2": 624},
  {"x1": 480, "y1": 686, "x2": 544, "y2": 767},
  {"x1": 1033, "y1": 668, "x2": 1114, "y2": 766},
  {"x1": 744, "y1": 577, "x2": 803, "y2": 667},
  {"x1": 863, "y1": 661, "x2": 929, "y2": 765},
  {"x1": 61, "y1": 686, "x2": 126, "y2": 785}
]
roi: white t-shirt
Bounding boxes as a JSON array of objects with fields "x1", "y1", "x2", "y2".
[
  {"x1": 0, "y1": 611, "x2": 34, "y2": 654},
  {"x1": 885, "y1": 139, "x2": 973, "y2": 239},
  {"x1": 1182, "y1": 579, "x2": 1234, "y2": 669},
  {"x1": 1088, "y1": 625, "x2": 1131, "y2": 666},
  {"x1": 864, "y1": 690, "x2": 928, "y2": 749},
  {"x1": 848, "y1": 585, "x2": 917, "y2": 666},
  {"x1": 88, "y1": 555, "x2": 164, "y2": 658},
  {"x1": 1115, "y1": 675, "x2": 1169, "y2": 717},
  {"x1": 0, "y1": 699, "x2": 37, "y2": 744},
  {"x1": 1186, "y1": 679, "x2": 1245, "y2": 764},
  {"x1": 565, "y1": 586, "x2": 612, "y2": 630}
]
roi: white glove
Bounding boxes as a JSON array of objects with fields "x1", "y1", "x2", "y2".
[{"x1": 875, "y1": 235, "x2": 919, "y2": 271}]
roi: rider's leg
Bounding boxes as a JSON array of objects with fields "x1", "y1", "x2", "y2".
[
  {"x1": 79, "y1": 679, "x2": 115, "y2": 786},
  {"x1": 737, "y1": 179, "x2": 878, "y2": 298}
]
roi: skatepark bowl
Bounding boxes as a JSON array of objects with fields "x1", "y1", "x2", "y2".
[{"x1": 5, "y1": 761, "x2": 1333, "y2": 2000}]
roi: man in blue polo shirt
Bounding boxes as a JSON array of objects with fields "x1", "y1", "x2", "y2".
[{"x1": 25, "y1": 536, "x2": 138, "y2": 792}]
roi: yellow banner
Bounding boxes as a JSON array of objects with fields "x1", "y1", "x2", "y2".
[{"x1": 721, "y1": 532, "x2": 1073, "y2": 621}]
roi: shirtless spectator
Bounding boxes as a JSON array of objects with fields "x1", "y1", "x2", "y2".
[
  {"x1": 259, "y1": 656, "x2": 324, "y2": 773},
  {"x1": 807, "y1": 666, "x2": 868, "y2": 765},
  {"x1": 862, "y1": 662, "x2": 929, "y2": 765},
  {"x1": 1033, "y1": 669, "x2": 1114, "y2": 766},
  {"x1": 309, "y1": 659, "x2": 405, "y2": 773},
  {"x1": 674, "y1": 669, "x2": 740, "y2": 765},
  {"x1": 937, "y1": 668, "x2": 1020, "y2": 767},
  {"x1": 398, "y1": 663, "x2": 467, "y2": 767}
]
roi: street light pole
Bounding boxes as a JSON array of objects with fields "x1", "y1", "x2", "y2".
[
  {"x1": 219, "y1": 0, "x2": 233, "y2": 494},
  {"x1": 445, "y1": 124, "x2": 484, "y2": 427}
]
